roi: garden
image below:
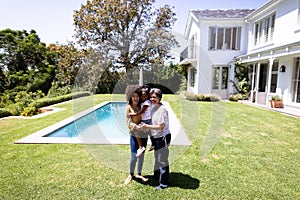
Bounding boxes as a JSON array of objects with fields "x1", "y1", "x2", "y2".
[{"x1": 0, "y1": 94, "x2": 299, "y2": 199}]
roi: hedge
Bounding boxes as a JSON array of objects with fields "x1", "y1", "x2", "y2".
[
  {"x1": 0, "y1": 108, "x2": 12, "y2": 118},
  {"x1": 30, "y1": 91, "x2": 91, "y2": 109}
]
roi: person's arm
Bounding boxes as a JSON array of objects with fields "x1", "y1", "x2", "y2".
[
  {"x1": 126, "y1": 105, "x2": 141, "y2": 131},
  {"x1": 141, "y1": 122, "x2": 165, "y2": 131},
  {"x1": 129, "y1": 105, "x2": 149, "y2": 116}
]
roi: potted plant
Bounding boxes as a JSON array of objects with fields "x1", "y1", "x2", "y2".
[{"x1": 270, "y1": 95, "x2": 283, "y2": 108}]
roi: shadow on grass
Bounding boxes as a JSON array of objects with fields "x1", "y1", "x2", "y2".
[{"x1": 138, "y1": 172, "x2": 200, "y2": 190}]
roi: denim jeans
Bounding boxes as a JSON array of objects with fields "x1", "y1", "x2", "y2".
[
  {"x1": 129, "y1": 132, "x2": 148, "y2": 175},
  {"x1": 153, "y1": 136, "x2": 170, "y2": 185}
]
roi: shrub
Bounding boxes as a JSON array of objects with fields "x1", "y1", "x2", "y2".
[
  {"x1": 7, "y1": 102, "x2": 25, "y2": 116},
  {"x1": 31, "y1": 91, "x2": 91, "y2": 109},
  {"x1": 184, "y1": 92, "x2": 221, "y2": 102},
  {"x1": 185, "y1": 93, "x2": 198, "y2": 101},
  {"x1": 271, "y1": 95, "x2": 282, "y2": 101},
  {"x1": 21, "y1": 106, "x2": 38, "y2": 116},
  {"x1": 229, "y1": 93, "x2": 249, "y2": 102},
  {"x1": 0, "y1": 108, "x2": 12, "y2": 118}
]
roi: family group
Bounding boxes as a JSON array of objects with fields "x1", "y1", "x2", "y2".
[{"x1": 125, "y1": 85, "x2": 171, "y2": 190}]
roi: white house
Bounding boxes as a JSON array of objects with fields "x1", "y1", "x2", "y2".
[{"x1": 180, "y1": 0, "x2": 300, "y2": 110}]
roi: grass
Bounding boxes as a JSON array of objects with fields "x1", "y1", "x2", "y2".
[{"x1": 0, "y1": 94, "x2": 299, "y2": 199}]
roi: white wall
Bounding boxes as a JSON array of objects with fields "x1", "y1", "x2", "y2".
[
  {"x1": 195, "y1": 20, "x2": 249, "y2": 95},
  {"x1": 247, "y1": 0, "x2": 300, "y2": 53}
]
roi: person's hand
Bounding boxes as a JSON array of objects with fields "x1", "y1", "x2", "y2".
[
  {"x1": 135, "y1": 124, "x2": 141, "y2": 130},
  {"x1": 140, "y1": 122, "x2": 148, "y2": 131}
]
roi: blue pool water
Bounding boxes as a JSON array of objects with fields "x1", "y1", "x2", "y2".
[{"x1": 45, "y1": 102, "x2": 128, "y2": 139}]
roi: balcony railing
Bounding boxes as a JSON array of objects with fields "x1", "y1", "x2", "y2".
[{"x1": 180, "y1": 47, "x2": 188, "y2": 62}]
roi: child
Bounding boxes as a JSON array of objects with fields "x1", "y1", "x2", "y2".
[{"x1": 130, "y1": 85, "x2": 154, "y2": 152}]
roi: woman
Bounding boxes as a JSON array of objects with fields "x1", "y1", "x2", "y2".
[
  {"x1": 124, "y1": 85, "x2": 148, "y2": 185},
  {"x1": 141, "y1": 88, "x2": 171, "y2": 190}
]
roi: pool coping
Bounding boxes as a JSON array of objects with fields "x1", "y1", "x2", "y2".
[{"x1": 14, "y1": 101, "x2": 191, "y2": 146}]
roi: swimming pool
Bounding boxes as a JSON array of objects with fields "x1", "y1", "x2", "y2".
[
  {"x1": 14, "y1": 101, "x2": 191, "y2": 145},
  {"x1": 46, "y1": 102, "x2": 128, "y2": 139}
]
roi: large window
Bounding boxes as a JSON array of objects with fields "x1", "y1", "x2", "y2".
[
  {"x1": 212, "y1": 66, "x2": 228, "y2": 89},
  {"x1": 190, "y1": 67, "x2": 196, "y2": 87},
  {"x1": 209, "y1": 27, "x2": 241, "y2": 50},
  {"x1": 270, "y1": 62, "x2": 278, "y2": 93},
  {"x1": 254, "y1": 13, "x2": 276, "y2": 46}
]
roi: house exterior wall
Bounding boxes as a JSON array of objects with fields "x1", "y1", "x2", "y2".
[
  {"x1": 247, "y1": 0, "x2": 300, "y2": 53},
  {"x1": 185, "y1": 18, "x2": 249, "y2": 98},
  {"x1": 240, "y1": 0, "x2": 300, "y2": 108},
  {"x1": 181, "y1": 0, "x2": 300, "y2": 108}
]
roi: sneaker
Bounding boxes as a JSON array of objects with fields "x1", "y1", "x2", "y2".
[
  {"x1": 125, "y1": 175, "x2": 133, "y2": 185},
  {"x1": 136, "y1": 147, "x2": 146, "y2": 157},
  {"x1": 135, "y1": 175, "x2": 148, "y2": 183},
  {"x1": 148, "y1": 145, "x2": 155, "y2": 152},
  {"x1": 156, "y1": 183, "x2": 168, "y2": 190}
]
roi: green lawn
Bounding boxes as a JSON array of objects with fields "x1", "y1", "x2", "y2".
[{"x1": 0, "y1": 94, "x2": 299, "y2": 199}]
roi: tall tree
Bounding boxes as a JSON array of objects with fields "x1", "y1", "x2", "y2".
[
  {"x1": 0, "y1": 29, "x2": 56, "y2": 93},
  {"x1": 73, "y1": 0, "x2": 177, "y2": 73}
]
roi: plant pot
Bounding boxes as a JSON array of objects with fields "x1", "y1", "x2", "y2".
[{"x1": 270, "y1": 100, "x2": 283, "y2": 108}]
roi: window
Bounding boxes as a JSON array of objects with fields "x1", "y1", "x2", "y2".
[
  {"x1": 254, "y1": 13, "x2": 276, "y2": 46},
  {"x1": 209, "y1": 27, "x2": 241, "y2": 50},
  {"x1": 270, "y1": 62, "x2": 278, "y2": 93},
  {"x1": 212, "y1": 67, "x2": 219, "y2": 89},
  {"x1": 190, "y1": 67, "x2": 196, "y2": 87},
  {"x1": 189, "y1": 33, "x2": 197, "y2": 58},
  {"x1": 212, "y1": 66, "x2": 228, "y2": 89},
  {"x1": 292, "y1": 58, "x2": 300, "y2": 103}
]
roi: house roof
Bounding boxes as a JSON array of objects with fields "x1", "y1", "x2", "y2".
[{"x1": 191, "y1": 9, "x2": 255, "y2": 19}]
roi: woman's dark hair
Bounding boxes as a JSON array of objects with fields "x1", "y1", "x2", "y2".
[
  {"x1": 149, "y1": 88, "x2": 162, "y2": 100},
  {"x1": 125, "y1": 85, "x2": 141, "y2": 104}
]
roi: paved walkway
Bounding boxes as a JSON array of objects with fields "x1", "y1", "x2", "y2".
[{"x1": 239, "y1": 100, "x2": 300, "y2": 118}]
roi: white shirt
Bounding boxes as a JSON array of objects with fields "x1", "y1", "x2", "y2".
[
  {"x1": 150, "y1": 104, "x2": 170, "y2": 138},
  {"x1": 141, "y1": 100, "x2": 151, "y2": 120}
]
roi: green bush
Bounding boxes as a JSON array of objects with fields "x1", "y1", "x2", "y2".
[
  {"x1": 47, "y1": 84, "x2": 73, "y2": 98},
  {"x1": 7, "y1": 102, "x2": 25, "y2": 116},
  {"x1": 229, "y1": 94, "x2": 239, "y2": 102},
  {"x1": 185, "y1": 93, "x2": 198, "y2": 101},
  {"x1": 184, "y1": 92, "x2": 221, "y2": 102},
  {"x1": 21, "y1": 106, "x2": 38, "y2": 116},
  {"x1": 229, "y1": 93, "x2": 248, "y2": 102},
  {"x1": 31, "y1": 91, "x2": 91, "y2": 109},
  {"x1": 271, "y1": 95, "x2": 282, "y2": 101},
  {"x1": 0, "y1": 108, "x2": 12, "y2": 118}
]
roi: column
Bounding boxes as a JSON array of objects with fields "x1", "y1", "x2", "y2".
[
  {"x1": 250, "y1": 64, "x2": 256, "y2": 102},
  {"x1": 255, "y1": 63, "x2": 261, "y2": 104},
  {"x1": 266, "y1": 58, "x2": 274, "y2": 107}
]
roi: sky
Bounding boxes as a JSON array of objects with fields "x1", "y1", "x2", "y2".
[{"x1": 0, "y1": 0, "x2": 269, "y2": 45}]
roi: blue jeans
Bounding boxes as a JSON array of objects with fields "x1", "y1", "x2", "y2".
[{"x1": 129, "y1": 132, "x2": 148, "y2": 175}]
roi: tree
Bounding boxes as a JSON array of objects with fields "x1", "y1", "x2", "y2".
[
  {"x1": 73, "y1": 0, "x2": 177, "y2": 74},
  {"x1": 0, "y1": 29, "x2": 56, "y2": 93},
  {"x1": 51, "y1": 43, "x2": 85, "y2": 87},
  {"x1": 230, "y1": 60, "x2": 251, "y2": 95}
]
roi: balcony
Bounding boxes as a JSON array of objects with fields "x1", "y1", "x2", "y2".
[{"x1": 179, "y1": 46, "x2": 197, "y2": 65}]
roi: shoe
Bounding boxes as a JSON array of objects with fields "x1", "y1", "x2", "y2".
[
  {"x1": 135, "y1": 175, "x2": 148, "y2": 183},
  {"x1": 148, "y1": 145, "x2": 155, "y2": 152},
  {"x1": 125, "y1": 175, "x2": 133, "y2": 185},
  {"x1": 136, "y1": 147, "x2": 146, "y2": 157},
  {"x1": 156, "y1": 184, "x2": 168, "y2": 190}
]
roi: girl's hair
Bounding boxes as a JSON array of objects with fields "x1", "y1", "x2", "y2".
[
  {"x1": 141, "y1": 85, "x2": 150, "y2": 96},
  {"x1": 125, "y1": 85, "x2": 141, "y2": 104},
  {"x1": 149, "y1": 88, "x2": 162, "y2": 100}
]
